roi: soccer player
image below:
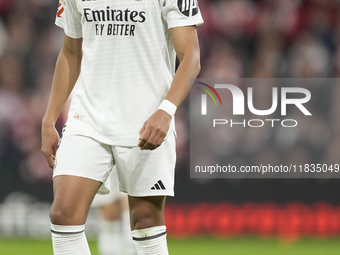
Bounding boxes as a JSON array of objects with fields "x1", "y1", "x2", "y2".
[{"x1": 41, "y1": 0, "x2": 203, "y2": 254}]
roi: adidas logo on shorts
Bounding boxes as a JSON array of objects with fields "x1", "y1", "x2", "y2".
[{"x1": 151, "y1": 180, "x2": 166, "y2": 190}]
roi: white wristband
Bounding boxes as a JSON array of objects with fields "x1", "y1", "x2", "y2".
[{"x1": 157, "y1": 100, "x2": 177, "y2": 117}]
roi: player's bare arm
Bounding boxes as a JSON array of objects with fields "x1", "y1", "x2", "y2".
[
  {"x1": 41, "y1": 35, "x2": 83, "y2": 168},
  {"x1": 138, "y1": 25, "x2": 201, "y2": 150}
]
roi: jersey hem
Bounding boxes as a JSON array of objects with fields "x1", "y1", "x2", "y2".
[
  {"x1": 65, "y1": 120, "x2": 176, "y2": 147},
  {"x1": 120, "y1": 190, "x2": 175, "y2": 197}
]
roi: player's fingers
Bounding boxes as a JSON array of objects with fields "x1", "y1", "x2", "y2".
[
  {"x1": 48, "y1": 156, "x2": 55, "y2": 169},
  {"x1": 138, "y1": 137, "x2": 147, "y2": 148},
  {"x1": 139, "y1": 123, "x2": 146, "y2": 139},
  {"x1": 52, "y1": 142, "x2": 58, "y2": 157},
  {"x1": 138, "y1": 127, "x2": 151, "y2": 149},
  {"x1": 142, "y1": 126, "x2": 167, "y2": 150},
  {"x1": 138, "y1": 123, "x2": 147, "y2": 147},
  {"x1": 148, "y1": 132, "x2": 165, "y2": 150},
  {"x1": 43, "y1": 151, "x2": 55, "y2": 169},
  {"x1": 141, "y1": 128, "x2": 159, "y2": 150},
  {"x1": 151, "y1": 133, "x2": 166, "y2": 150}
]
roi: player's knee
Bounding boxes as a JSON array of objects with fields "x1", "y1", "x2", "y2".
[
  {"x1": 130, "y1": 208, "x2": 158, "y2": 230},
  {"x1": 50, "y1": 206, "x2": 66, "y2": 225},
  {"x1": 129, "y1": 196, "x2": 165, "y2": 230},
  {"x1": 49, "y1": 204, "x2": 86, "y2": 225}
]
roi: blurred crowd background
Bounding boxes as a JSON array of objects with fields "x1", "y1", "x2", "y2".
[{"x1": 1, "y1": 0, "x2": 340, "y2": 237}]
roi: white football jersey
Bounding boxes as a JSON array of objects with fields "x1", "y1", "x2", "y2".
[{"x1": 55, "y1": 0, "x2": 203, "y2": 146}]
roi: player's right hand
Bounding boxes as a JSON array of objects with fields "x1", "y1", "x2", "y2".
[
  {"x1": 138, "y1": 109, "x2": 171, "y2": 150},
  {"x1": 41, "y1": 122, "x2": 60, "y2": 169}
]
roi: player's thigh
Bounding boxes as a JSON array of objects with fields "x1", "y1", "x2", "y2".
[
  {"x1": 51, "y1": 126, "x2": 114, "y2": 224},
  {"x1": 51, "y1": 175, "x2": 102, "y2": 225}
]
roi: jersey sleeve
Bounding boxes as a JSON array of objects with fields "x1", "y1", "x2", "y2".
[
  {"x1": 55, "y1": 0, "x2": 82, "y2": 39},
  {"x1": 162, "y1": 0, "x2": 204, "y2": 29}
]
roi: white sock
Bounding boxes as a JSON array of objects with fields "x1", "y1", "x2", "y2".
[
  {"x1": 51, "y1": 224, "x2": 91, "y2": 255},
  {"x1": 131, "y1": 226, "x2": 169, "y2": 255},
  {"x1": 98, "y1": 219, "x2": 121, "y2": 255},
  {"x1": 121, "y1": 210, "x2": 137, "y2": 255}
]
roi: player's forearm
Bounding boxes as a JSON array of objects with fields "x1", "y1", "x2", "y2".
[
  {"x1": 165, "y1": 26, "x2": 201, "y2": 109},
  {"x1": 42, "y1": 46, "x2": 82, "y2": 126},
  {"x1": 165, "y1": 51, "x2": 201, "y2": 108},
  {"x1": 139, "y1": 53, "x2": 200, "y2": 150}
]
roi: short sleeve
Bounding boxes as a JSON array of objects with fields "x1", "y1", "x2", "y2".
[
  {"x1": 55, "y1": 0, "x2": 82, "y2": 39},
  {"x1": 162, "y1": 0, "x2": 204, "y2": 29}
]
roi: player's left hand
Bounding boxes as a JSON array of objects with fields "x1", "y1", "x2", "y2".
[{"x1": 138, "y1": 109, "x2": 172, "y2": 150}]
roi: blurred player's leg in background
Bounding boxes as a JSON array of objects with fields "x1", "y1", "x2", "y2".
[{"x1": 92, "y1": 169, "x2": 137, "y2": 255}]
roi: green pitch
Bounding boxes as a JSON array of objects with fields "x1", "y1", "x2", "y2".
[{"x1": 1, "y1": 237, "x2": 340, "y2": 255}]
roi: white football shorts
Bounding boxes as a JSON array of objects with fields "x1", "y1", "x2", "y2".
[{"x1": 53, "y1": 125, "x2": 176, "y2": 197}]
